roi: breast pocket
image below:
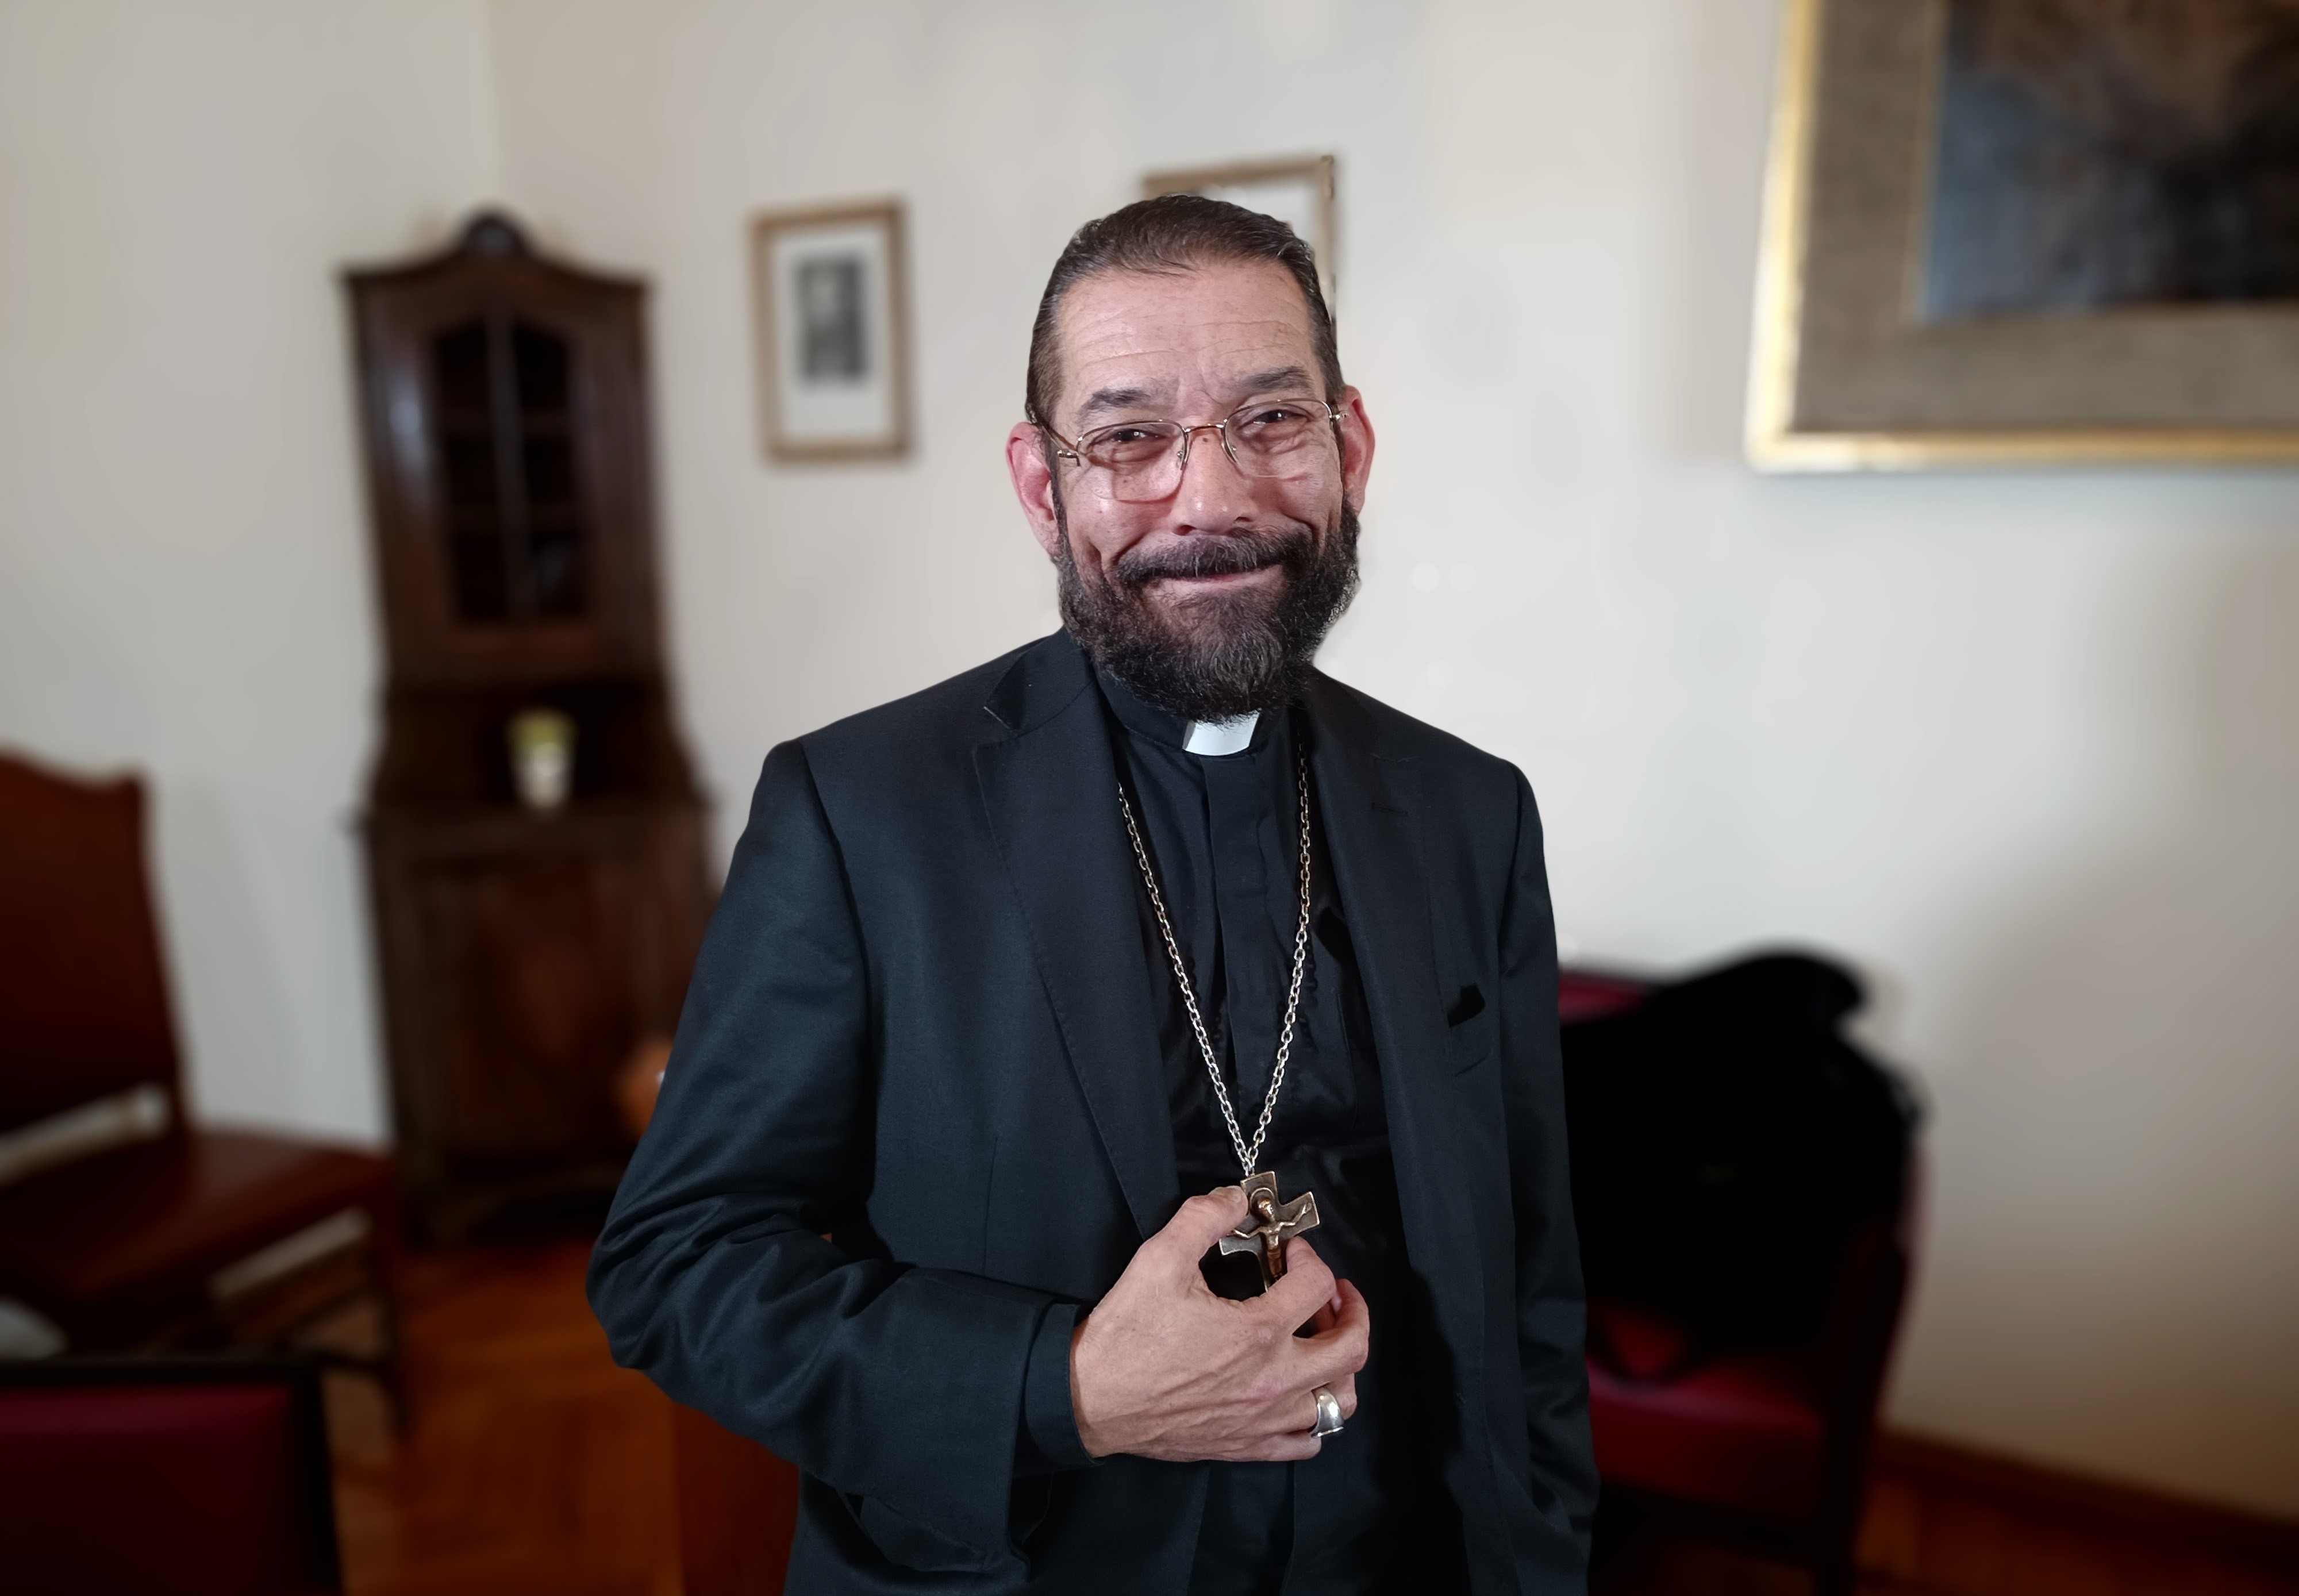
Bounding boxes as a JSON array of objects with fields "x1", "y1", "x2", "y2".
[{"x1": 1445, "y1": 983, "x2": 1492, "y2": 1074}]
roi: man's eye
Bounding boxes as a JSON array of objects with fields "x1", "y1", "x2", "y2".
[
  {"x1": 1103, "y1": 426, "x2": 1158, "y2": 445},
  {"x1": 1243, "y1": 405, "x2": 1307, "y2": 426}
]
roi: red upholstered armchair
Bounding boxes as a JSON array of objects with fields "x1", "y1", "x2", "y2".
[
  {"x1": 1560, "y1": 957, "x2": 1920, "y2": 1596},
  {"x1": 0, "y1": 752, "x2": 400, "y2": 1388},
  {"x1": 0, "y1": 1355, "x2": 341, "y2": 1595}
]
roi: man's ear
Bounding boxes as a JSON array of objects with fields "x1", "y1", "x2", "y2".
[
  {"x1": 1335, "y1": 386, "x2": 1376, "y2": 517},
  {"x1": 1006, "y1": 424, "x2": 1064, "y2": 561}
]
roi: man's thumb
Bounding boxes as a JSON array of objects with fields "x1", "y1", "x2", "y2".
[{"x1": 1158, "y1": 1186, "x2": 1250, "y2": 1263}]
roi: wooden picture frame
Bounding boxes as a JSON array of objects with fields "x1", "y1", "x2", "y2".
[
  {"x1": 1750, "y1": 0, "x2": 2299, "y2": 471},
  {"x1": 751, "y1": 199, "x2": 912, "y2": 462},
  {"x1": 1144, "y1": 155, "x2": 1339, "y2": 305}
]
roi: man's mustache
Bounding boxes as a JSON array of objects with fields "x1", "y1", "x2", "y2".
[{"x1": 1111, "y1": 528, "x2": 1314, "y2": 590}]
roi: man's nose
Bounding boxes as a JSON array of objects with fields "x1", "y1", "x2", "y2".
[{"x1": 1171, "y1": 424, "x2": 1255, "y2": 528}]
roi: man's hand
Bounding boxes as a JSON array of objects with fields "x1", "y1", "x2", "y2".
[{"x1": 1068, "y1": 1187, "x2": 1370, "y2": 1462}]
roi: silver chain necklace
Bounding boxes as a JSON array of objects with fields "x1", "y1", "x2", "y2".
[{"x1": 1117, "y1": 749, "x2": 1314, "y2": 1178}]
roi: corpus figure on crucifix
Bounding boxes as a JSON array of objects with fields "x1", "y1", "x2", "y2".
[{"x1": 1221, "y1": 1172, "x2": 1322, "y2": 1286}]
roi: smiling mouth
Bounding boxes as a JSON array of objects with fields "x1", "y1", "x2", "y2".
[
  {"x1": 1116, "y1": 531, "x2": 1308, "y2": 593},
  {"x1": 1147, "y1": 566, "x2": 1282, "y2": 591}
]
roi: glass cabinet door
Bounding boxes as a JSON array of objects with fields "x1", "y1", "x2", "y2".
[{"x1": 428, "y1": 315, "x2": 590, "y2": 626}]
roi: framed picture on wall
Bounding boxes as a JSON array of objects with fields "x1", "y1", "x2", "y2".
[
  {"x1": 1750, "y1": 0, "x2": 2299, "y2": 470},
  {"x1": 1144, "y1": 155, "x2": 1338, "y2": 304},
  {"x1": 751, "y1": 198, "x2": 912, "y2": 462}
]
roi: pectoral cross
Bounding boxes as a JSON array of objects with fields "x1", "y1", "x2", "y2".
[{"x1": 1217, "y1": 1171, "x2": 1321, "y2": 1287}]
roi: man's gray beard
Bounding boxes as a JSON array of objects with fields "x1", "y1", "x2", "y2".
[{"x1": 1054, "y1": 497, "x2": 1362, "y2": 723}]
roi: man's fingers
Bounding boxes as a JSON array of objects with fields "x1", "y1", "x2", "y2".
[
  {"x1": 1279, "y1": 1268, "x2": 1363, "y2": 1352},
  {"x1": 1152, "y1": 1187, "x2": 1250, "y2": 1266},
  {"x1": 1257, "y1": 1239, "x2": 1337, "y2": 1328},
  {"x1": 1233, "y1": 1366, "x2": 1358, "y2": 1445},
  {"x1": 1288, "y1": 1278, "x2": 1370, "y2": 1386},
  {"x1": 1229, "y1": 1430, "x2": 1323, "y2": 1463}
]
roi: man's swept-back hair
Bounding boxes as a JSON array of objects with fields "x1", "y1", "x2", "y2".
[{"x1": 1024, "y1": 193, "x2": 1341, "y2": 430}]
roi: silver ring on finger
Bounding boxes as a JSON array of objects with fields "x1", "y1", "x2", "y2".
[{"x1": 1309, "y1": 1385, "x2": 1344, "y2": 1438}]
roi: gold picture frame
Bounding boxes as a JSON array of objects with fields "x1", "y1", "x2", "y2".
[
  {"x1": 1748, "y1": 0, "x2": 2299, "y2": 471},
  {"x1": 751, "y1": 198, "x2": 913, "y2": 463},
  {"x1": 1143, "y1": 155, "x2": 1339, "y2": 305}
]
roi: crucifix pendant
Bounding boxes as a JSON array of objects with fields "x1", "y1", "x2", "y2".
[{"x1": 1217, "y1": 1171, "x2": 1321, "y2": 1287}]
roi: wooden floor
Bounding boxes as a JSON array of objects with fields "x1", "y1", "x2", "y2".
[
  {"x1": 329, "y1": 1241, "x2": 679, "y2": 1596},
  {"x1": 328, "y1": 1241, "x2": 2298, "y2": 1596}
]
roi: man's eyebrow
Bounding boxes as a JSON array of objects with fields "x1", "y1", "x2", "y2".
[
  {"x1": 1230, "y1": 365, "x2": 1317, "y2": 398},
  {"x1": 1075, "y1": 384, "x2": 1164, "y2": 423}
]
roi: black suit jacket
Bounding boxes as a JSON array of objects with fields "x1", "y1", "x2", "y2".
[{"x1": 589, "y1": 632, "x2": 1596, "y2": 1593}]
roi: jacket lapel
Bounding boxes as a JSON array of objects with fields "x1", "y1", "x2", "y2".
[
  {"x1": 1304, "y1": 678, "x2": 1490, "y2": 1343},
  {"x1": 973, "y1": 634, "x2": 1180, "y2": 1241},
  {"x1": 1306, "y1": 677, "x2": 1512, "y2": 1579}
]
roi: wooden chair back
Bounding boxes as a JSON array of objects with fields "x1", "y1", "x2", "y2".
[{"x1": 0, "y1": 753, "x2": 182, "y2": 1135}]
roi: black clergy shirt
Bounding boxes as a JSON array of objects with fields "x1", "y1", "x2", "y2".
[{"x1": 1014, "y1": 668, "x2": 1461, "y2": 1594}]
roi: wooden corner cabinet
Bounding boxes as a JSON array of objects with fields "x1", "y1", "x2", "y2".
[{"x1": 347, "y1": 213, "x2": 709, "y2": 1242}]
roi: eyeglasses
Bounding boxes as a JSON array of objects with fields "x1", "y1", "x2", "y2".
[{"x1": 1037, "y1": 396, "x2": 1343, "y2": 503}]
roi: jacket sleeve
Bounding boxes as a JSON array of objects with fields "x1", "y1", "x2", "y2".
[
  {"x1": 1496, "y1": 769, "x2": 1601, "y2": 1576},
  {"x1": 587, "y1": 740, "x2": 1067, "y2": 1576}
]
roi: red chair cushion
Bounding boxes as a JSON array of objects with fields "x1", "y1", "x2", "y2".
[
  {"x1": 1586, "y1": 1298, "x2": 1700, "y2": 1382},
  {"x1": 0, "y1": 1382, "x2": 318, "y2": 1594},
  {"x1": 1587, "y1": 1343, "x2": 1825, "y2": 1525},
  {"x1": 0, "y1": 1130, "x2": 390, "y2": 1331},
  {"x1": 1558, "y1": 968, "x2": 1650, "y2": 1025}
]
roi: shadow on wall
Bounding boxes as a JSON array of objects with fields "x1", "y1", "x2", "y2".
[{"x1": 1928, "y1": 533, "x2": 2299, "y2": 1516}]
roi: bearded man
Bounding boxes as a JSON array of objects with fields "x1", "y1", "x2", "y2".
[{"x1": 590, "y1": 195, "x2": 1596, "y2": 1594}]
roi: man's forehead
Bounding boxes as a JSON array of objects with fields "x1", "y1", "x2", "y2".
[{"x1": 1055, "y1": 260, "x2": 1316, "y2": 418}]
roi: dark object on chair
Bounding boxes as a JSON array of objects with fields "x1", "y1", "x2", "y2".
[
  {"x1": 0, "y1": 1355, "x2": 340, "y2": 1595},
  {"x1": 1562, "y1": 952, "x2": 1920, "y2": 1596},
  {"x1": 0, "y1": 753, "x2": 401, "y2": 1386}
]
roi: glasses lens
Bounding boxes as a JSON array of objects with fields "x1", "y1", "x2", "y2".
[
  {"x1": 1229, "y1": 400, "x2": 1330, "y2": 475},
  {"x1": 1080, "y1": 421, "x2": 1181, "y2": 470},
  {"x1": 1079, "y1": 421, "x2": 1183, "y2": 501}
]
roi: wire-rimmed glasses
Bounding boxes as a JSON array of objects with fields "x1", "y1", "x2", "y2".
[{"x1": 1037, "y1": 396, "x2": 1343, "y2": 503}]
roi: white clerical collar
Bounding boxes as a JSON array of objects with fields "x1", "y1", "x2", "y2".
[{"x1": 1182, "y1": 712, "x2": 1258, "y2": 757}]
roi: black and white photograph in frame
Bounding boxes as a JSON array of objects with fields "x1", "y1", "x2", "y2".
[{"x1": 751, "y1": 198, "x2": 911, "y2": 462}]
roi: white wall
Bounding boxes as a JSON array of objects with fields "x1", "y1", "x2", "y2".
[
  {"x1": 3, "y1": 0, "x2": 2290, "y2": 1523},
  {"x1": 489, "y1": 0, "x2": 2299, "y2": 1517},
  {"x1": 0, "y1": 0, "x2": 501, "y2": 1136}
]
